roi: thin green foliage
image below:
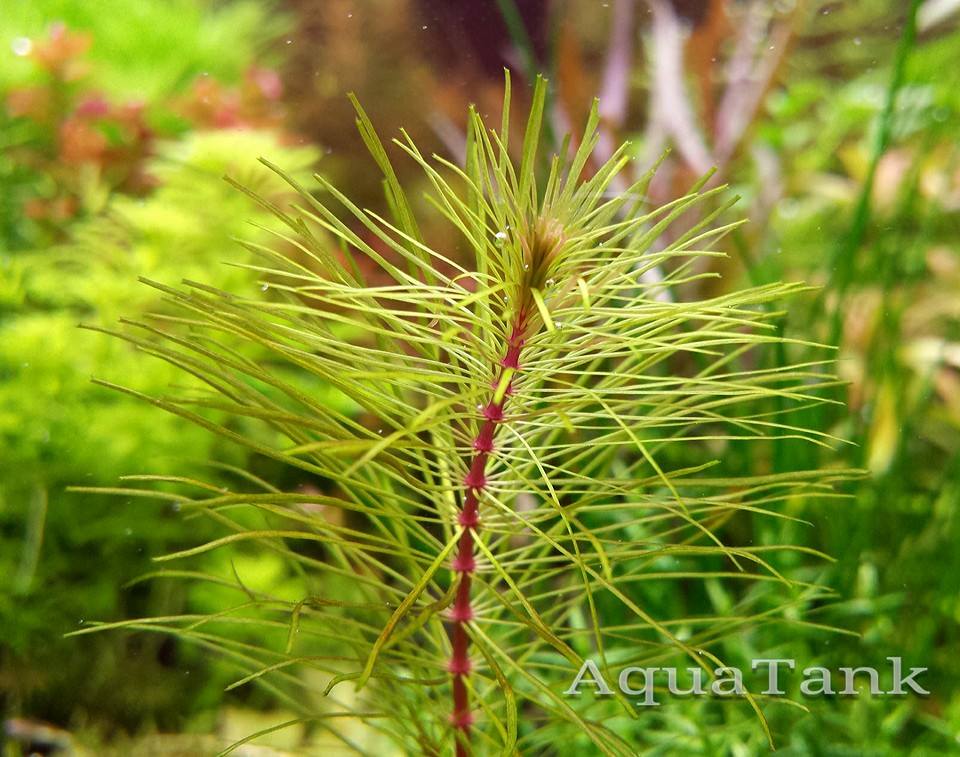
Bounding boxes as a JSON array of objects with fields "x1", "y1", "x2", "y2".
[{"x1": 74, "y1": 75, "x2": 847, "y2": 754}]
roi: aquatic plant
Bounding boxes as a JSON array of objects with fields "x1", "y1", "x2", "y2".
[{"x1": 74, "y1": 75, "x2": 846, "y2": 755}]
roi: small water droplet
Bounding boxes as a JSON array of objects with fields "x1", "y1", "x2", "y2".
[
  {"x1": 495, "y1": 231, "x2": 507, "y2": 240},
  {"x1": 285, "y1": 38, "x2": 293, "y2": 44},
  {"x1": 523, "y1": 263, "x2": 529, "y2": 270},
  {"x1": 421, "y1": 25, "x2": 428, "y2": 30},
  {"x1": 261, "y1": 283, "x2": 269, "y2": 291},
  {"x1": 546, "y1": 278, "x2": 555, "y2": 286},
  {"x1": 377, "y1": 428, "x2": 384, "y2": 435},
  {"x1": 853, "y1": 37, "x2": 862, "y2": 46}
]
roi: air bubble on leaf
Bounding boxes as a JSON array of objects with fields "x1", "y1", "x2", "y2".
[
  {"x1": 377, "y1": 428, "x2": 383, "y2": 435},
  {"x1": 546, "y1": 278, "x2": 555, "y2": 286},
  {"x1": 261, "y1": 283, "x2": 269, "y2": 291}
]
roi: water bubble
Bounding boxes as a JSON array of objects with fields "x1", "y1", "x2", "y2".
[
  {"x1": 853, "y1": 37, "x2": 862, "y2": 46},
  {"x1": 523, "y1": 263, "x2": 529, "y2": 270},
  {"x1": 261, "y1": 283, "x2": 269, "y2": 291},
  {"x1": 377, "y1": 428, "x2": 384, "y2": 435},
  {"x1": 546, "y1": 278, "x2": 555, "y2": 286},
  {"x1": 494, "y1": 231, "x2": 507, "y2": 241},
  {"x1": 11, "y1": 37, "x2": 31, "y2": 57},
  {"x1": 285, "y1": 39, "x2": 293, "y2": 44},
  {"x1": 421, "y1": 25, "x2": 428, "y2": 30}
]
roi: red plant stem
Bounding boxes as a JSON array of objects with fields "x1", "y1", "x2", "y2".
[{"x1": 449, "y1": 307, "x2": 529, "y2": 756}]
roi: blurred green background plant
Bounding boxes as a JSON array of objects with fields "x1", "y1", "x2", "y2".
[{"x1": 1, "y1": 0, "x2": 959, "y2": 754}]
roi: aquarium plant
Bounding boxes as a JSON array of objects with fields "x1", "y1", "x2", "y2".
[{"x1": 75, "y1": 75, "x2": 847, "y2": 755}]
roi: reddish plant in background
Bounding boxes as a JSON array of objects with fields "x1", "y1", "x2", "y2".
[{"x1": 3, "y1": 23, "x2": 290, "y2": 244}]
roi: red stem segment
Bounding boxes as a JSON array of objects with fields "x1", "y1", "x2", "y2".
[{"x1": 449, "y1": 309, "x2": 528, "y2": 756}]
